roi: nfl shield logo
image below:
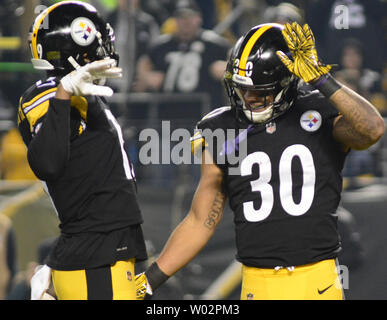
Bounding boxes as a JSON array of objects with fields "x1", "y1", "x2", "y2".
[
  {"x1": 266, "y1": 122, "x2": 276, "y2": 134},
  {"x1": 126, "y1": 271, "x2": 132, "y2": 281},
  {"x1": 247, "y1": 293, "x2": 254, "y2": 300}
]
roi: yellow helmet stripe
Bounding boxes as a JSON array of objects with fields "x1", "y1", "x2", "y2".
[
  {"x1": 238, "y1": 24, "x2": 273, "y2": 77},
  {"x1": 30, "y1": 2, "x2": 64, "y2": 59}
]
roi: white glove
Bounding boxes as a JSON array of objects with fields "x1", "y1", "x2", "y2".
[
  {"x1": 30, "y1": 264, "x2": 53, "y2": 300},
  {"x1": 60, "y1": 58, "x2": 122, "y2": 97}
]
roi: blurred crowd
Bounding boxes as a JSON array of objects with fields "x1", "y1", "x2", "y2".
[
  {"x1": 1, "y1": 0, "x2": 386, "y2": 118},
  {"x1": 0, "y1": 0, "x2": 386, "y2": 299}
]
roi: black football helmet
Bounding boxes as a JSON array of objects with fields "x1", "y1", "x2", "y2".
[
  {"x1": 29, "y1": 1, "x2": 119, "y2": 76},
  {"x1": 223, "y1": 23, "x2": 298, "y2": 124}
]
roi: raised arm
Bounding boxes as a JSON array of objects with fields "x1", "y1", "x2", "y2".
[
  {"x1": 329, "y1": 85, "x2": 385, "y2": 150},
  {"x1": 276, "y1": 22, "x2": 385, "y2": 151}
]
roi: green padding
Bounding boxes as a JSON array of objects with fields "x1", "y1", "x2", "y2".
[{"x1": 0, "y1": 62, "x2": 38, "y2": 73}]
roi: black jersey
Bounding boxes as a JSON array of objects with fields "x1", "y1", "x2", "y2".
[
  {"x1": 148, "y1": 29, "x2": 230, "y2": 108},
  {"x1": 18, "y1": 77, "x2": 147, "y2": 270},
  {"x1": 193, "y1": 87, "x2": 347, "y2": 268}
]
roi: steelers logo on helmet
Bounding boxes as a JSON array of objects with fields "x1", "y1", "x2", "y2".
[
  {"x1": 300, "y1": 110, "x2": 322, "y2": 132},
  {"x1": 28, "y1": 1, "x2": 119, "y2": 75},
  {"x1": 71, "y1": 17, "x2": 97, "y2": 46}
]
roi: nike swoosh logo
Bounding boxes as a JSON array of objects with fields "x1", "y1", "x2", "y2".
[{"x1": 318, "y1": 284, "x2": 333, "y2": 295}]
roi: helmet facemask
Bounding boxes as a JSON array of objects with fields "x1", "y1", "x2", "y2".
[
  {"x1": 93, "y1": 23, "x2": 119, "y2": 64},
  {"x1": 225, "y1": 70, "x2": 296, "y2": 124},
  {"x1": 223, "y1": 23, "x2": 298, "y2": 125}
]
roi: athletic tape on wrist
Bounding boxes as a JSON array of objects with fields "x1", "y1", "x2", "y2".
[
  {"x1": 313, "y1": 74, "x2": 342, "y2": 98},
  {"x1": 145, "y1": 262, "x2": 170, "y2": 292}
]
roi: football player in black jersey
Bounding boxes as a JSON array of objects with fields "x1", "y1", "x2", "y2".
[
  {"x1": 135, "y1": 0, "x2": 230, "y2": 119},
  {"x1": 18, "y1": 1, "x2": 147, "y2": 300},
  {"x1": 136, "y1": 22, "x2": 385, "y2": 300}
]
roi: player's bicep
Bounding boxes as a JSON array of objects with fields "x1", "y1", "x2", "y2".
[
  {"x1": 333, "y1": 114, "x2": 373, "y2": 151},
  {"x1": 190, "y1": 150, "x2": 226, "y2": 231}
]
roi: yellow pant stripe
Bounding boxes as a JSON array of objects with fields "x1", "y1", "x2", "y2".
[
  {"x1": 240, "y1": 259, "x2": 344, "y2": 300},
  {"x1": 51, "y1": 259, "x2": 136, "y2": 300}
]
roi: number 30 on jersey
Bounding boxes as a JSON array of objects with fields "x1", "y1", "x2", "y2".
[{"x1": 241, "y1": 144, "x2": 316, "y2": 222}]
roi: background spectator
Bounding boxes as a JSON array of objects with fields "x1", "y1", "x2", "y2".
[
  {"x1": 335, "y1": 38, "x2": 382, "y2": 97},
  {"x1": 108, "y1": 0, "x2": 160, "y2": 94},
  {"x1": 0, "y1": 213, "x2": 18, "y2": 300},
  {"x1": 135, "y1": 0, "x2": 230, "y2": 125},
  {"x1": 306, "y1": 0, "x2": 385, "y2": 72},
  {"x1": 6, "y1": 237, "x2": 56, "y2": 300},
  {"x1": 262, "y1": 1, "x2": 304, "y2": 25}
]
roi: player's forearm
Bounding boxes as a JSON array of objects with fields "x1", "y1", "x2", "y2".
[
  {"x1": 312, "y1": 74, "x2": 385, "y2": 149},
  {"x1": 157, "y1": 212, "x2": 216, "y2": 276},
  {"x1": 157, "y1": 185, "x2": 226, "y2": 276},
  {"x1": 139, "y1": 213, "x2": 217, "y2": 297},
  {"x1": 329, "y1": 84, "x2": 385, "y2": 147}
]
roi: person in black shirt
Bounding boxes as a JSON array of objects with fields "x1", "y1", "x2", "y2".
[
  {"x1": 136, "y1": 22, "x2": 385, "y2": 300},
  {"x1": 18, "y1": 1, "x2": 147, "y2": 300},
  {"x1": 136, "y1": 0, "x2": 230, "y2": 125},
  {"x1": 107, "y1": 0, "x2": 160, "y2": 94},
  {"x1": 0, "y1": 213, "x2": 17, "y2": 300}
]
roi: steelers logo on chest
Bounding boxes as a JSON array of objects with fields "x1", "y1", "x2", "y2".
[{"x1": 300, "y1": 110, "x2": 322, "y2": 132}]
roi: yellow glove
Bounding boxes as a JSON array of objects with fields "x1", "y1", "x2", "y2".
[
  {"x1": 135, "y1": 272, "x2": 153, "y2": 300},
  {"x1": 276, "y1": 22, "x2": 332, "y2": 83}
]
